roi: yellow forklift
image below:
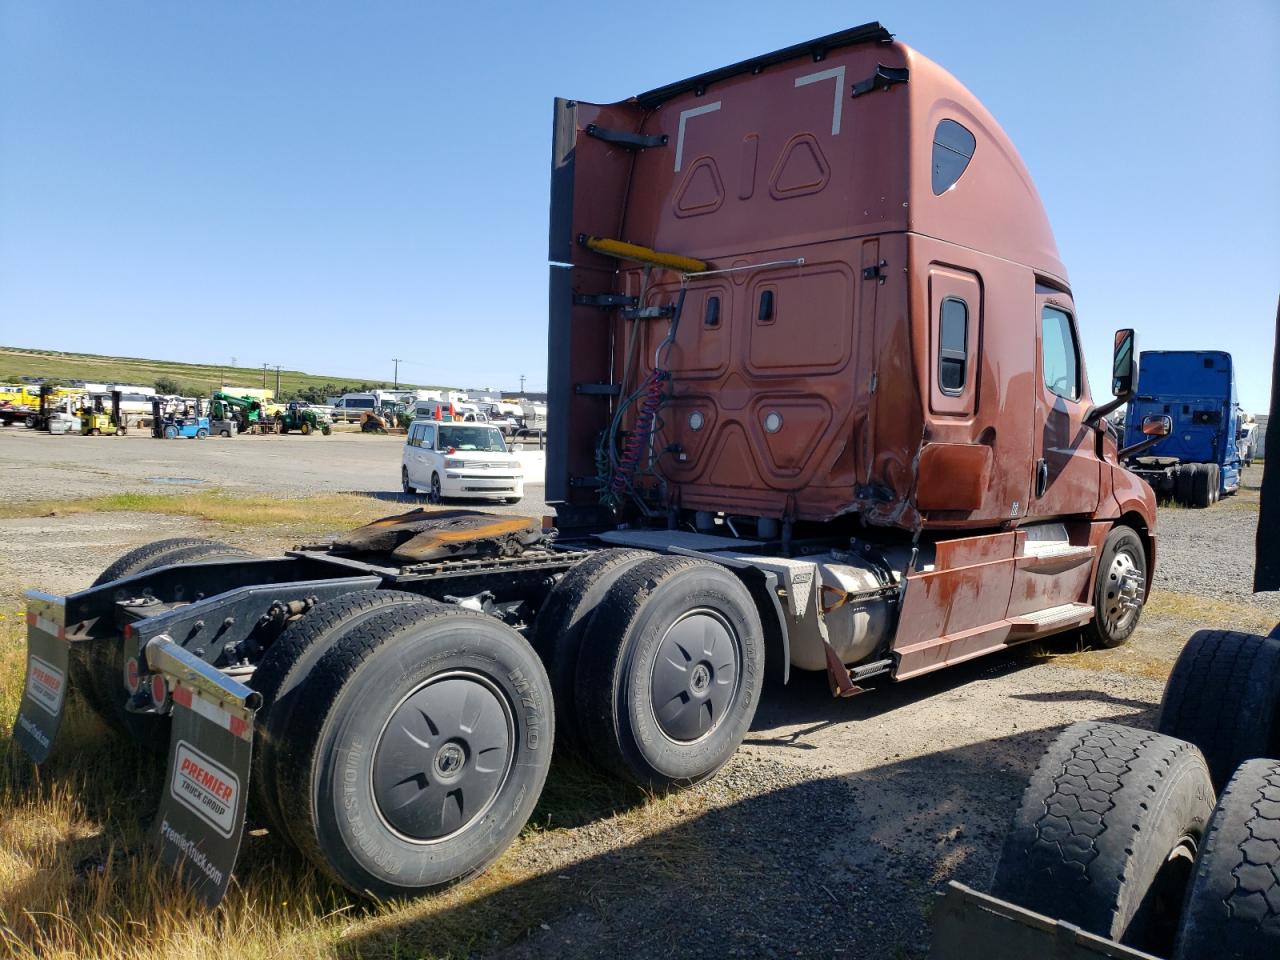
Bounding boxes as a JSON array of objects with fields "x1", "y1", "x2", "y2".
[{"x1": 79, "y1": 391, "x2": 127, "y2": 436}]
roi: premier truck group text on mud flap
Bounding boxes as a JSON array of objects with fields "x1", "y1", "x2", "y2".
[{"x1": 16, "y1": 582, "x2": 262, "y2": 907}]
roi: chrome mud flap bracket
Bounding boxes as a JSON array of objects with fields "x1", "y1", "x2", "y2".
[
  {"x1": 14, "y1": 591, "x2": 70, "y2": 763},
  {"x1": 146, "y1": 636, "x2": 260, "y2": 908}
]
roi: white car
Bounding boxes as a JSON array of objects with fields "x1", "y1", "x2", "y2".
[{"x1": 402, "y1": 420, "x2": 524, "y2": 504}]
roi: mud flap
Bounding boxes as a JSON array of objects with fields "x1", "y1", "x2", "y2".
[
  {"x1": 146, "y1": 636, "x2": 259, "y2": 907},
  {"x1": 14, "y1": 591, "x2": 69, "y2": 763}
]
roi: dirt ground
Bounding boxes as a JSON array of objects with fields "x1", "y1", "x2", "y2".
[{"x1": 0, "y1": 453, "x2": 1272, "y2": 959}]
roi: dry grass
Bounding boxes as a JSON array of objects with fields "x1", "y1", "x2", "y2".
[
  {"x1": 1033, "y1": 588, "x2": 1278, "y2": 681},
  {"x1": 0, "y1": 604, "x2": 730, "y2": 959},
  {"x1": 0, "y1": 491, "x2": 404, "y2": 536}
]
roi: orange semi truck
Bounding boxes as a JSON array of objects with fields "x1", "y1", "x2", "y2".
[{"x1": 15, "y1": 23, "x2": 1168, "y2": 906}]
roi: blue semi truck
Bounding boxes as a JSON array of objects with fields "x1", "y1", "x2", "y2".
[{"x1": 1122, "y1": 350, "x2": 1245, "y2": 507}]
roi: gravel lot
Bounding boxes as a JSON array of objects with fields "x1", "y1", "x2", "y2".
[
  {"x1": 0, "y1": 428, "x2": 549, "y2": 514},
  {"x1": 0, "y1": 434, "x2": 1273, "y2": 958}
]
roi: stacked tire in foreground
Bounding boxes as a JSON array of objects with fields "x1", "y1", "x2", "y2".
[{"x1": 990, "y1": 628, "x2": 1280, "y2": 958}]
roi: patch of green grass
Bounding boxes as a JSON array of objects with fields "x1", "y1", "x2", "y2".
[{"x1": 0, "y1": 345, "x2": 449, "y2": 400}]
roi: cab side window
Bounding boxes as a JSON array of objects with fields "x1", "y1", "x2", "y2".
[
  {"x1": 422, "y1": 424, "x2": 436, "y2": 449},
  {"x1": 1041, "y1": 306, "x2": 1081, "y2": 401},
  {"x1": 937, "y1": 297, "x2": 968, "y2": 395}
]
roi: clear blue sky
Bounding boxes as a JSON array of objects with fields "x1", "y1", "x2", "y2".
[{"x1": 1, "y1": 1, "x2": 1277, "y2": 408}]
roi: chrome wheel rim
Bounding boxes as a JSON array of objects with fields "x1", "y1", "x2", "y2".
[{"x1": 1103, "y1": 548, "x2": 1145, "y2": 634}]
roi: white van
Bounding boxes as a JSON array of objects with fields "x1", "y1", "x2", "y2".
[
  {"x1": 402, "y1": 420, "x2": 523, "y2": 504},
  {"x1": 331, "y1": 393, "x2": 377, "y2": 423}
]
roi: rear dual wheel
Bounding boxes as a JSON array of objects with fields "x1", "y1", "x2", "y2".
[
  {"x1": 270, "y1": 603, "x2": 553, "y2": 898},
  {"x1": 572, "y1": 555, "x2": 765, "y2": 788}
]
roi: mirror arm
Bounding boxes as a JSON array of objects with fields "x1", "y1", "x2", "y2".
[
  {"x1": 1118, "y1": 434, "x2": 1163, "y2": 459},
  {"x1": 1084, "y1": 393, "x2": 1129, "y2": 427}
]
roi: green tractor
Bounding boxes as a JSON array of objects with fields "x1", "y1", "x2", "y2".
[{"x1": 275, "y1": 401, "x2": 332, "y2": 435}]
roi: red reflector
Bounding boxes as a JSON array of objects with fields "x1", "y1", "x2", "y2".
[
  {"x1": 125, "y1": 658, "x2": 140, "y2": 693},
  {"x1": 150, "y1": 673, "x2": 167, "y2": 705},
  {"x1": 123, "y1": 623, "x2": 134, "y2": 639}
]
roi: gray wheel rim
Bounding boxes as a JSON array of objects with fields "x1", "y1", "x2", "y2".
[
  {"x1": 431, "y1": 474, "x2": 441, "y2": 501},
  {"x1": 650, "y1": 608, "x2": 741, "y2": 743},
  {"x1": 1103, "y1": 545, "x2": 1145, "y2": 635},
  {"x1": 371, "y1": 671, "x2": 514, "y2": 844}
]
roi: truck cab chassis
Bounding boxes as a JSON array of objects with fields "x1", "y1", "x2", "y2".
[{"x1": 16, "y1": 22, "x2": 1160, "y2": 907}]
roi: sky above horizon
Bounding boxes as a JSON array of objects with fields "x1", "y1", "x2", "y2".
[{"x1": 1, "y1": 1, "x2": 1277, "y2": 409}]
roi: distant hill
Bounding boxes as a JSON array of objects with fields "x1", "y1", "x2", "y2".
[{"x1": 0, "y1": 345, "x2": 449, "y2": 400}]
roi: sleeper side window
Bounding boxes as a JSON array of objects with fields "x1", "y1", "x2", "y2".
[
  {"x1": 932, "y1": 120, "x2": 976, "y2": 194},
  {"x1": 1041, "y1": 306, "x2": 1081, "y2": 401},
  {"x1": 937, "y1": 297, "x2": 968, "y2": 395}
]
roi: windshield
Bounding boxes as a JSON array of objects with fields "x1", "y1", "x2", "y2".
[{"x1": 437, "y1": 425, "x2": 508, "y2": 452}]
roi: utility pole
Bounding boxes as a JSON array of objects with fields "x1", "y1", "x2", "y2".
[
  {"x1": 275, "y1": 365, "x2": 281, "y2": 398},
  {"x1": 519, "y1": 374, "x2": 526, "y2": 395},
  {"x1": 262, "y1": 363, "x2": 268, "y2": 389},
  {"x1": 392, "y1": 358, "x2": 402, "y2": 389}
]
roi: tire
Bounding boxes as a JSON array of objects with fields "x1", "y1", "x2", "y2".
[
  {"x1": 196, "y1": 428, "x2": 208, "y2": 439},
  {"x1": 1175, "y1": 465, "x2": 1194, "y2": 505},
  {"x1": 504, "y1": 497, "x2": 522, "y2": 505},
  {"x1": 1158, "y1": 630, "x2": 1280, "y2": 791},
  {"x1": 1191, "y1": 464, "x2": 1213, "y2": 508},
  {"x1": 322, "y1": 425, "x2": 331, "y2": 436},
  {"x1": 248, "y1": 590, "x2": 430, "y2": 841},
  {"x1": 401, "y1": 466, "x2": 415, "y2": 495},
  {"x1": 163, "y1": 425, "x2": 178, "y2": 439},
  {"x1": 530, "y1": 549, "x2": 652, "y2": 750},
  {"x1": 992, "y1": 721, "x2": 1215, "y2": 953},
  {"x1": 300, "y1": 421, "x2": 312, "y2": 435},
  {"x1": 274, "y1": 605, "x2": 553, "y2": 898},
  {"x1": 430, "y1": 472, "x2": 442, "y2": 503},
  {"x1": 574, "y1": 555, "x2": 765, "y2": 788},
  {"x1": 1209, "y1": 464, "x2": 1221, "y2": 504},
  {"x1": 84, "y1": 539, "x2": 252, "y2": 744},
  {"x1": 220, "y1": 429, "x2": 230, "y2": 438},
  {"x1": 1173, "y1": 759, "x2": 1280, "y2": 960},
  {"x1": 1083, "y1": 525, "x2": 1147, "y2": 648}
]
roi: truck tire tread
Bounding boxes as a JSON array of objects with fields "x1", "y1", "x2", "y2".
[
  {"x1": 249, "y1": 589, "x2": 432, "y2": 841},
  {"x1": 575, "y1": 555, "x2": 764, "y2": 789},
  {"x1": 531, "y1": 548, "x2": 653, "y2": 750},
  {"x1": 1174, "y1": 758, "x2": 1280, "y2": 959},
  {"x1": 992, "y1": 721, "x2": 1215, "y2": 950},
  {"x1": 1158, "y1": 629, "x2": 1280, "y2": 791},
  {"x1": 274, "y1": 603, "x2": 552, "y2": 897}
]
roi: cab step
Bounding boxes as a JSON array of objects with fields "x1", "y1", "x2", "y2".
[{"x1": 1007, "y1": 601, "x2": 1093, "y2": 638}]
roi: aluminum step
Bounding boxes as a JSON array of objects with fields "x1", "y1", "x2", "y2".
[{"x1": 1007, "y1": 601, "x2": 1093, "y2": 637}]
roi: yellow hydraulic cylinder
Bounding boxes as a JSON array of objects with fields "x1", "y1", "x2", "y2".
[{"x1": 580, "y1": 236, "x2": 708, "y2": 274}]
